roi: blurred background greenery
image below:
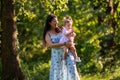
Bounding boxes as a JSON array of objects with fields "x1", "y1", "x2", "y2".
[{"x1": 1, "y1": 0, "x2": 120, "y2": 80}]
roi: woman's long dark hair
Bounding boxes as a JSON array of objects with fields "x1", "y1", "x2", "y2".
[{"x1": 43, "y1": 14, "x2": 61, "y2": 44}]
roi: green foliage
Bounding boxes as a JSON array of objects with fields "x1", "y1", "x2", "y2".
[
  {"x1": 12, "y1": 0, "x2": 120, "y2": 79},
  {"x1": 21, "y1": 60, "x2": 50, "y2": 80}
]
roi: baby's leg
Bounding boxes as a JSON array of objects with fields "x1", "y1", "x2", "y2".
[
  {"x1": 69, "y1": 45, "x2": 81, "y2": 62},
  {"x1": 63, "y1": 46, "x2": 68, "y2": 60},
  {"x1": 69, "y1": 45, "x2": 77, "y2": 58}
]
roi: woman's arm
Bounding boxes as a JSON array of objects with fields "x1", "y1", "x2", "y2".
[{"x1": 45, "y1": 33, "x2": 65, "y2": 48}]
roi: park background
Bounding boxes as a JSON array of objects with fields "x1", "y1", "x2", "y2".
[{"x1": 0, "y1": 0, "x2": 120, "y2": 80}]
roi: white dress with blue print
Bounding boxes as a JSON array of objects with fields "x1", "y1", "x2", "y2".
[{"x1": 49, "y1": 33, "x2": 80, "y2": 80}]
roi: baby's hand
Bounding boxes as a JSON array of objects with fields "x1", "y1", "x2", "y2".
[
  {"x1": 73, "y1": 32, "x2": 76, "y2": 36},
  {"x1": 71, "y1": 32, "x2": 76, "y2": 37}
]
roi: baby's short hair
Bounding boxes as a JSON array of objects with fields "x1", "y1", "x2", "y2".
[{"x1": 63, "y1": 16, "x2": 72, "y2": 25}]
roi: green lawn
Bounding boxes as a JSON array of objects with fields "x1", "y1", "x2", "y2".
[{"x1": 21, "y1": 60, "x2": 120, "y2": 80}]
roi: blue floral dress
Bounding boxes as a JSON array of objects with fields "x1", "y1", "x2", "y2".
[{"x1": 49, "y1": 33, "x2": 80, "y2": 80}]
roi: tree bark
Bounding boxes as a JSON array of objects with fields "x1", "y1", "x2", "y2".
[{"x1": 1, "y1": 0, "x2": 24, "y2": 80}]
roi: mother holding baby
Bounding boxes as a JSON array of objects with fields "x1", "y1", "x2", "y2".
[{"x1": 43, "y1": 14, "x2": 80, "y2": 80}]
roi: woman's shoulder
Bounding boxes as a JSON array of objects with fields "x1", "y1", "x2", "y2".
[{"x1": 46, "y1": 31, "x2": 50, "y2": 35}]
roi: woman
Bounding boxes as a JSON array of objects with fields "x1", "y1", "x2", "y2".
[{"x1": 43, "y1": 14, "x2": 80, "y2": 80}]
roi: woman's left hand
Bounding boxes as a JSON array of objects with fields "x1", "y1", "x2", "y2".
[{"x1": 65, "y1": 42, "x2": 72, "y2": 48}]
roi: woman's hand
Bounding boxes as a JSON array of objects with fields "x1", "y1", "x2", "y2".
[{"x1": 65, "y1": 42, "x2": 72, "y2": 48}]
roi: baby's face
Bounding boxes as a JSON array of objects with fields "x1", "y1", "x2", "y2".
[{"x1": 66, "y1": 21, "x2": 72, "y2": 28}]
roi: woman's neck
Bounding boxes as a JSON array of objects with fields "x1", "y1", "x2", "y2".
[
  {"x1": 50, "y1": 26, "x2": 55, "y2": 31},
  {"x1": 49, "y1": 29, "x2": 57, "y2": 34},
  {"x1": 50, "y1": 28, "x2": 55, "y2": 32}
]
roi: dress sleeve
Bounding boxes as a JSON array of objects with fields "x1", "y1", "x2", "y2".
[{"x1": 62, "y1": 27, "x2": 67, "y2": 35}]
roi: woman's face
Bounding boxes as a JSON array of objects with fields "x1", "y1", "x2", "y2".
[{"x1": 49, "y1": 18, "x2": 58, "y2": 29}]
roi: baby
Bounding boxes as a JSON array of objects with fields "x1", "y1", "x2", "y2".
[{"x1": 59, "y1": 17, "x2": 81, "y2": 62}]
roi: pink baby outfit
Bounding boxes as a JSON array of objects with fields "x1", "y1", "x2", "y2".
[{"x1": 59, "y1": 27, "x2": 74, "y2": 44}]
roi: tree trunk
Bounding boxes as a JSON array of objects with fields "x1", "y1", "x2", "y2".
[{"x1": 1, "y1": 0, "x2": 24, "y2": 80}]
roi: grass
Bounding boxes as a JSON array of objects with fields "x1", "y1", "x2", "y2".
[
  {"x1": 20, "y1": 59, "x2": 120, "y2": 80},
  {"x1": 81, "y1": 67, "x2": 120, "y2": 80}
]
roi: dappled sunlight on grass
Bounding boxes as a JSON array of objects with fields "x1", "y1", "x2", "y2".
[{"x1": 81, "y1": 67, "x2": 120, "y2": 80}]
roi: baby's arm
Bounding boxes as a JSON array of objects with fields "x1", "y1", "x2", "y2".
[
  {"x1": 64, "y1": 28, "x2": 74, "y2": 37},
  {"x1": 71, "y1": 32, "x2": 76, "y2": 37}
]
